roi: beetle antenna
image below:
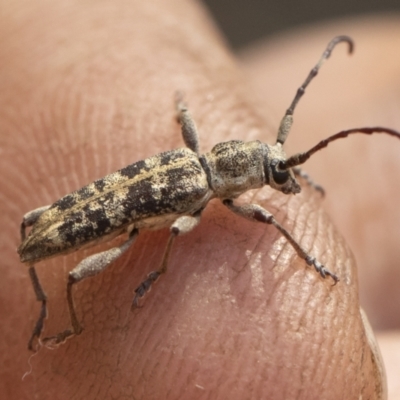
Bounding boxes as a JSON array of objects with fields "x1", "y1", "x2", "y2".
[
  {"x1": 280, "y1": 127, "x2": 400, "y2": 170},
  {"x1": 276, "y1": 36, "x2": 354, "y2": 145}
]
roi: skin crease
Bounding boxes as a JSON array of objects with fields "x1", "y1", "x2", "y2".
[{"x1": 0, "y1": 1, "x2": 399, "y2": 400}]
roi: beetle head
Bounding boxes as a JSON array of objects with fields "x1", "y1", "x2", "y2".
[{"x1": 264, "y1": 143, "x2": 301, "y2": 195}]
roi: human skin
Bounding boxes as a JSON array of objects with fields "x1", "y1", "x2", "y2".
[
  {"x1": 0, "y1": 1, "x2": 398, "y2": 399},
  {"x1": 241, "y1": 16, "x2": 400, "y2": 399},
  {"x1": 240, "y1": 17, "x2": 400, "y2": 331}
]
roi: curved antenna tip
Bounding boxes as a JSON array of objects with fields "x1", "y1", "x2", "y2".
[{"x1": 331, "y1": 35, "x2": 354, "y2": 55}]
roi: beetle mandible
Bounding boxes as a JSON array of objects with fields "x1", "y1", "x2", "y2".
[{"x1": 18, "y1": 35, "x2": 400, "y2": 351}]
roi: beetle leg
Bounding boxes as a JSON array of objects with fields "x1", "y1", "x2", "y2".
[
  {"x1": 175, "y1": 92, "x2": 200, "y2": 156},
  {"x1": 27, "y1": 266, "x2": 48, "y2": 351},
  {"x1": 132, "y1": 213, "x2": 201, "y2": 308},
  {"x1": 20, "y1": 205, "x2": 52, "y2": 351},
  {"x1": 41, "y1": 229, "x2": 139, "y2": 348},
  {"x1": 20, "y1": 205, "x2": 51, "y2": 241},
  {"x1": 223, "y1": 199, "x2": 338, "y2": 284},
  {"x1": 292, "y1": 167, "x2": 325, "y2": 196}
]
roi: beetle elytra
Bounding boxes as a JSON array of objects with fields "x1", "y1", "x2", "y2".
[{"x1": 18, "y1": 35, "x2": 400, "y2": 351}]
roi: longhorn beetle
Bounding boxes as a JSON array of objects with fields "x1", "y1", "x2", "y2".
[{"x1": 19, "y1": 36, "x2": 400, "y2": 351}]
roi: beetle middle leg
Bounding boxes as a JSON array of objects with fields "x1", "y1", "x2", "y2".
[
  {"x1": 132, "y1": 213, "x2": 201, "y2": 308},
  {"x1": 41, "y1": 229, "x2": 139, "y2": 347},
  {"x1": 223, "y1": 199, "x2": 338, "y2": 283},
  {"x1": 175, "y1": 92, "x2": 200, "y2": 156}
]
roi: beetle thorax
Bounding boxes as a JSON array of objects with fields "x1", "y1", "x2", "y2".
[{"x1": 201, "y1": 140, "x2": 266, "y2": 199}]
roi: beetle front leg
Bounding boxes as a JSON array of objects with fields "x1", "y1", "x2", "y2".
[
  {"x1": 292, "y1": 167, "x2": 325, "y2": 196},
  {"x1": 223, "y1": 199, "x2": 339, "y2": 284},
  {"x1": 132, "y1": 213, "x2": 201, "y2": 308},
  {"x1": 41, "y1": 229, "x2": 138, "y2": 348}
]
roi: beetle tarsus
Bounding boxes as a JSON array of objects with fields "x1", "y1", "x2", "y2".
[{"x1": 305, "y1": 256, "x2": 339, "y2": 285}]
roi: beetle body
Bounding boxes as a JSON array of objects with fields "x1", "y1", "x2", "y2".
[
  {"x1": 19, "y1": 148, "x2": 211, "y2": 263},
  {"x1": 19, "y1": 140, "x2": 298, "y2": 265}
]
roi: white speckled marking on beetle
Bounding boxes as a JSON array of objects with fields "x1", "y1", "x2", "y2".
[{"x1": 18, "y1": 36, "x2": 400, "y2": 351}]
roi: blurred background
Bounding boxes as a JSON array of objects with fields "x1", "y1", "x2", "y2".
[{"x1": 203, "y1": 0, "x2": 400, "y2": 49}]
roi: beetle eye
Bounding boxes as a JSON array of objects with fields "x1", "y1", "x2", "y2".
[{"x1": 271, "y1": 159, "x2": 289, "y2": 184}]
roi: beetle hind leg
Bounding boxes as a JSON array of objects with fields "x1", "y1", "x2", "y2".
[
  {"x1": 20, "y1": 205, "x2": 51, "y2": 241},
  {"x1": 20, "y1": 205, "x2": 52, "y2": 351},
  {"x1": 41, "y1": 229, "x2": 138, "y2": 348},
  {"x1": 27, "y1": 265, "x2": 48, "y2": 351}
]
